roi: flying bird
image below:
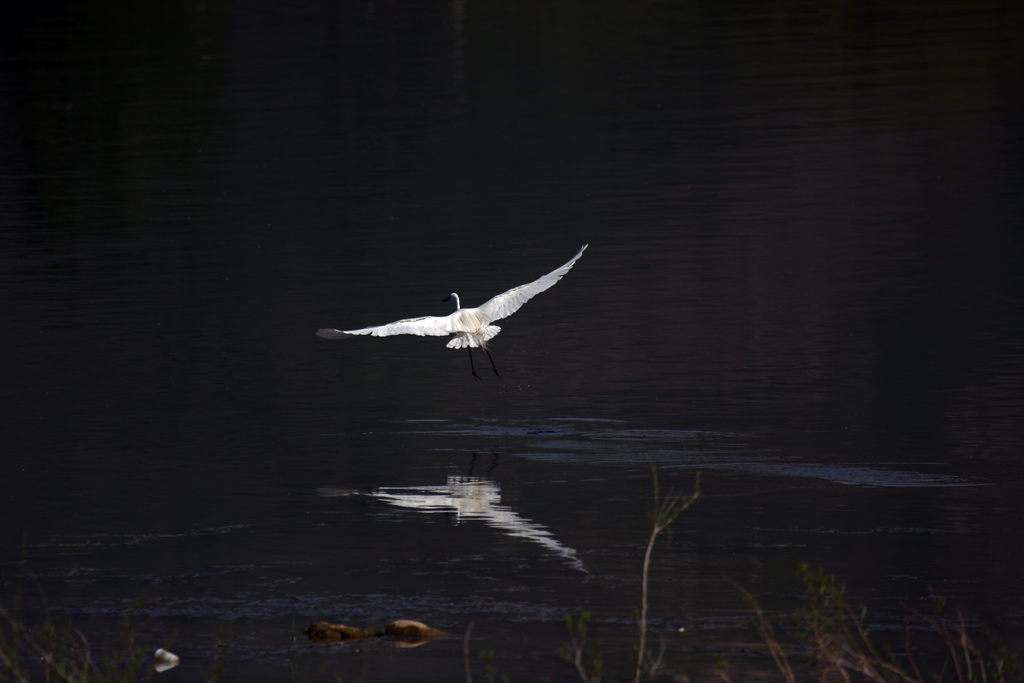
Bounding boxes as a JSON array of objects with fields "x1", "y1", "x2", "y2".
[{"x1": 317, "y1": 244, "x2": 588, "y2": 380}]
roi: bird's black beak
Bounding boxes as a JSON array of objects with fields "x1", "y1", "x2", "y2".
[{"x1": 442, "y1": 295, "x2": 451, "y2": 302}]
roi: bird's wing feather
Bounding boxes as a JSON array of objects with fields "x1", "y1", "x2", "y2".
[
  {"x1": 477, "y1": 244, "x2": 588, "y2": 322},
  {"x1": 316, "y1": 329, "x2": 351, "y2": 339},
  {"x1": 336, "y1": 315, "x2": 454, "y2": 338}
]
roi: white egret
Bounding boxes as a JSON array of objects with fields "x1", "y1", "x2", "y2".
[{"x1": 317, "y1": 244, "x2": 588, "y2": 379}]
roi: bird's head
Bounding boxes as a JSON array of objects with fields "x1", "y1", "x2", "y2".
[{"x1": 443, "y1": 293, "x2": 461, "y2": 310}]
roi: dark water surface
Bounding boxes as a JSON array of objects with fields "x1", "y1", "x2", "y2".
[{"x1": 2, "y1": 0, "x2": 1023, "y2": 680}]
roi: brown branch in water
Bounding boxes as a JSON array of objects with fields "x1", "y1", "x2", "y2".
[
  {"x1": 635, "y1": 469, "x2": 700, "y2": 683},
  {"x1": 726, "y1": 578, "x2": 796, "y2": 683},
  {"x1": 464, "y1": 622, "x2": 475, "y2": 683}
]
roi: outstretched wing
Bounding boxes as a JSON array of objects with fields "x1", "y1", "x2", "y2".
[
  {"x1": 317, "y1": 315, "x2": 453, "y2": 339},
  {"x1": 476, "y1": 244, "x2": 588, "y2": 322}
]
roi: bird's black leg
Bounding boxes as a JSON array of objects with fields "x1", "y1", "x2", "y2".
[
  {"x1": 485, "y1": 349, "x2": 501, "y2": 378},
  {"x1": 468, "y1": 348, "x2": 482, "y2": 381}
]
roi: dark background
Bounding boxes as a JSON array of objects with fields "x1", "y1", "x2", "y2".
[{"x1": 2, "y1": 0, "x2": 1022, "y2": 680}]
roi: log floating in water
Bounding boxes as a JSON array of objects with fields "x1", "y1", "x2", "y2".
[{"x1": 303, "y1": 622, "x2": 369, "y2": 645}]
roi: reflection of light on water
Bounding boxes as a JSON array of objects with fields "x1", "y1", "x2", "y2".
[
  {"x1": 319, "y1": 477, "x2": 586, "y2": 572},
  {"x1": 378, "y1": 419, "x2": 987, "y2": 489}
]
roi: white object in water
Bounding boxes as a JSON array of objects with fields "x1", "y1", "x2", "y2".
[
  {"x1": 153, "y1": 648, "x2": 180, "y2": 673},
  {"x1": 317, "y1": 244, "x2": 588, "y2": 379}
]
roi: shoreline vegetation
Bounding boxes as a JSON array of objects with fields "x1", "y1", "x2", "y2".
[
  {"x1": 2, "y1": 472, "x2": 1018, "y2": 682},
  {"x1": 556, "y1": 470, "x2": 1020, "y2": 683}
]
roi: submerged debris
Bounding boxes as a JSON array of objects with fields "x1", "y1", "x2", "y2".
[
  {"x1": 385, "y1": 620, "x2": 448, "y2": 648},
  {"x1": 303, "y1": 622, "x2": 370, "y2": 645},
  {"x1": 303, "y1": 619, "x2": 447, "y2": 647},
  {"x1": 385, "y1": 620, "x2": 447, "y2": 639}
]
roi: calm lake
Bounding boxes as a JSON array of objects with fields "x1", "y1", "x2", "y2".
[{"x1": 2, "y1": 0, "x2": 1023, "y2": 680}]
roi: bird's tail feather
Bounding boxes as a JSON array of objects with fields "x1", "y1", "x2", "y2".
[{"x1": 446, "y1": 325, "x2": 501, "y2": 349}]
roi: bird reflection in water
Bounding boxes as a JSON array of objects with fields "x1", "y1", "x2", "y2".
[{"x1": 318, "y1": 460, "x2": 585, "y2": 572}]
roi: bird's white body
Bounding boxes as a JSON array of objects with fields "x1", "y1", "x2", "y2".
[
  {"x1": 443, "y1": 305, "x2": 500, "y2": 350},
  {"x1": 317, "y1": 244, "x2": 588, "y2": 351}
]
